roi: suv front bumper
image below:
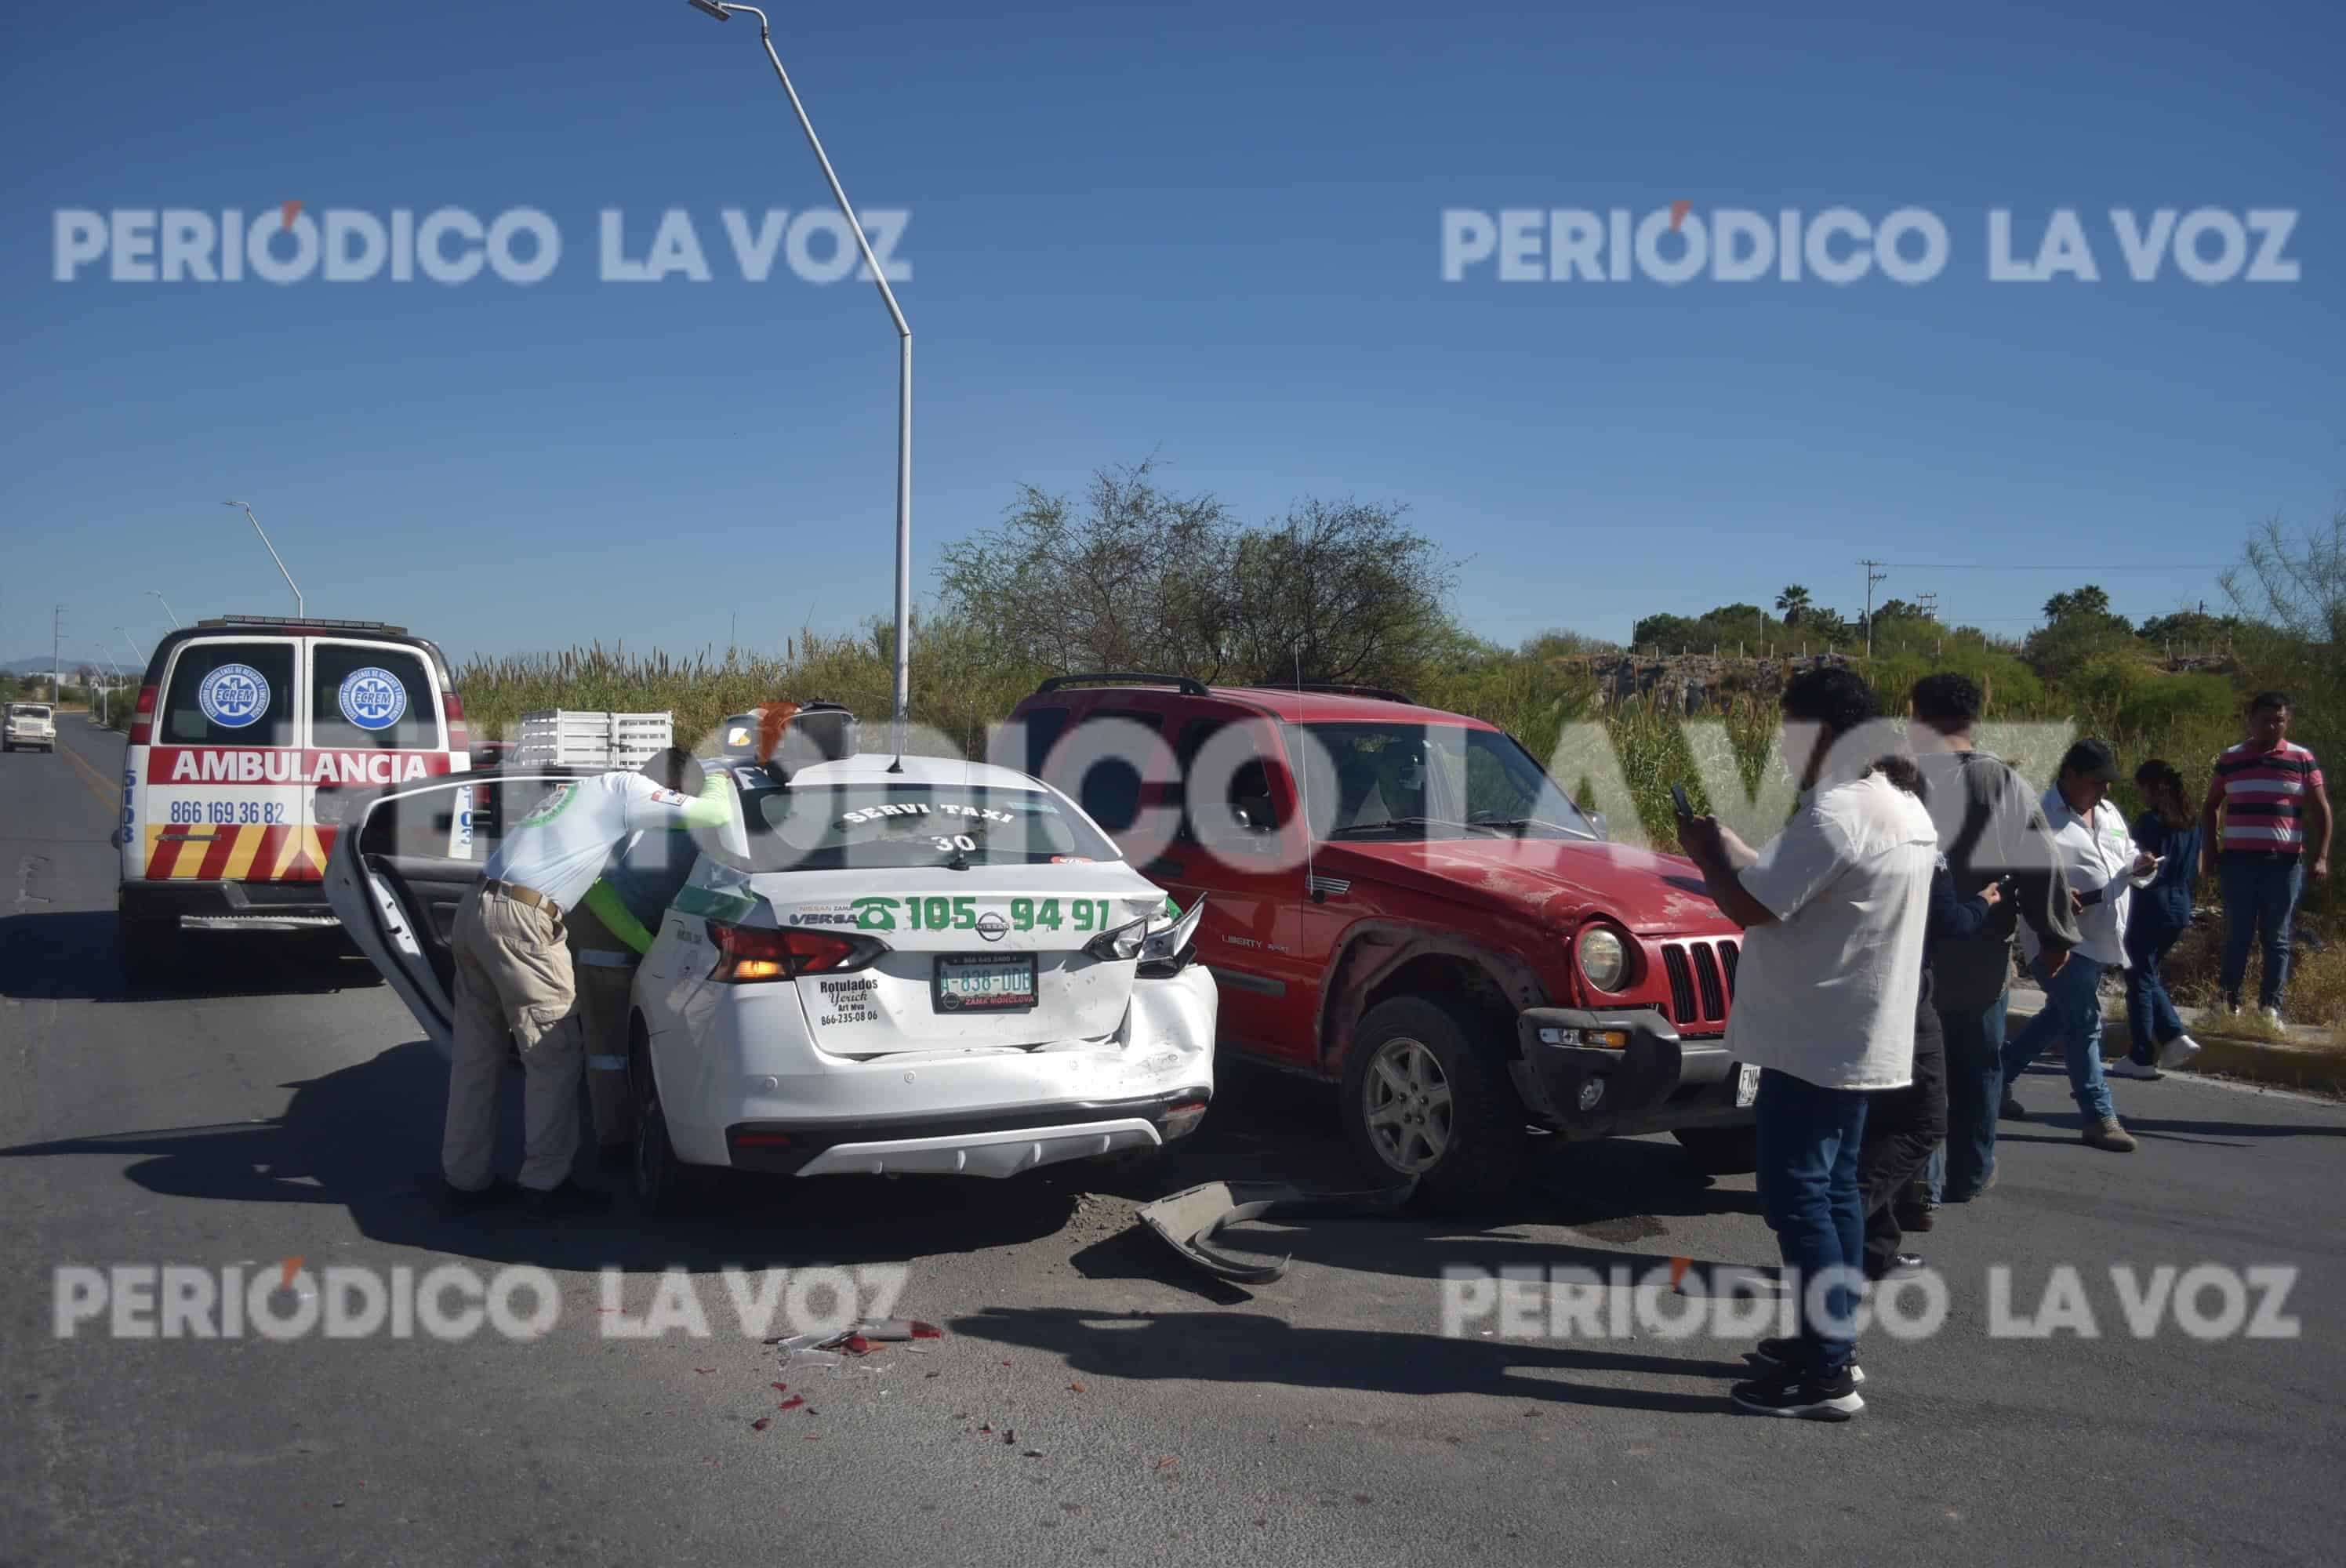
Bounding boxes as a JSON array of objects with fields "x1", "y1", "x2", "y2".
[{"x1": 1512, "y1": 1007, "x2": 1753, "y2": 1138}]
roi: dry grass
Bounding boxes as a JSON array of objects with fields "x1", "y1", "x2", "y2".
[{"x1": 2137, "y1": 915, "x2": 2344, "y2": 1033}]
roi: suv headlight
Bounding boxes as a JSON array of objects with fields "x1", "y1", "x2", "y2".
[{"x1": 1575, "y1": 925, "x2": 1629, "y2": 993}]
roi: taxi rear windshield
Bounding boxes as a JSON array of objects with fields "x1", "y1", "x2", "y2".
[
  {"x1": 733, "y1": 783, "x2": 1118, "y2": 872},
  {"x1": 159, "y1": 642, "x2": 297, "y2": 747}
]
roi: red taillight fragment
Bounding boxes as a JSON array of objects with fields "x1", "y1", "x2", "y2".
[
  {"x1": 130, "y1": 684, "x2": 158, "y2": 746},
  {"x1": 706, "y1": 920, "x2": 883, "y2": 984},
  {"x1": 734, "y1": 1132, "x2": 793, "y2": 1147},
  {"x1": 910, "y1": 1322, "x2": 942, "y2": 1339},
  {"x1": 442, "y1": 691, "x2": 469, "y2": 753},
  {"x1": 777, "y1": 1395, "x2": 805, "y2": 1411}
]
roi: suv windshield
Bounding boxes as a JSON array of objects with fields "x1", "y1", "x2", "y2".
[
  {"x1": 9, "y1": 705, "x2": 51, "y2": 720},
  {"x1": 729, "y1": 782, "x2": 1121, "y2": 873},
  {"x1": 1306, "y1": 723, "x2": 1597, "y2": 840}
]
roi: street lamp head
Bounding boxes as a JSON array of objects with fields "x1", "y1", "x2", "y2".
[{"x1": 687, "y1": 0, "x2": 732, "y2": 18}]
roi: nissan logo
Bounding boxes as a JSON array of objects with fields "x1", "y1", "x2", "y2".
[{"x1": 975, "y1": 911, "x2": 1010, "y2": 943}]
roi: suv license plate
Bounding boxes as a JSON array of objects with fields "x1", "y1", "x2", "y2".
[
  {"x1": 932, "y1": 953, "x2": 1038, "y2": 1014},
  {"x1": 1735, "y1": 1062, "x2": 1761, "y2": 1108}
]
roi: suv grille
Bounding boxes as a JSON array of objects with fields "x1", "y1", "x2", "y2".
[{"x1": 1659, "y1": 938, "x2": 1739, "y2": 1029}]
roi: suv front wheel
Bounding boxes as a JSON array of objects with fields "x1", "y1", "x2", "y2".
[{"x1": 1340, "y1": 996, "x2": 1529, "y2": 1211}]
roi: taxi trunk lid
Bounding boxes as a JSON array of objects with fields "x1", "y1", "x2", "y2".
[{"x1": 745, "y1": 865, "x2": 1171, "y2": 1055}]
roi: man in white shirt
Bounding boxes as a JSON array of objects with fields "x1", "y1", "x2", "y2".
[
  {"x1": 2000, "y1": 737, "x2": 2159, "y2": 1154},
  {"x1": 442, "y1": 753, "x2": 733, "y2": 1219},
  {"x1": 1677, "y1": 667, "x2": 1940, "y2": 1421}
]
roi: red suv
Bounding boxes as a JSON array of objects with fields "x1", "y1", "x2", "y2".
[{"x1": 1002, "y1": 675, "x2": 1756, "y2": 1206}]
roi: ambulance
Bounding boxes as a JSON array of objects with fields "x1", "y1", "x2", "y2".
[{"x1": 118, "y1": 615, "x2": 471, "y2": 981}]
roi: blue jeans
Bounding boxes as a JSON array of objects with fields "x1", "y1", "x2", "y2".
[
  {"x1": 2218, "y1": 854, "x2": 2304, "y2": 1008},
  {"x1": 1937, "y1": 992, "x2": 2010, "y2": 1200},
  {"x1": 2002, "y1": 953, "x2": 2112, "y2": 1122},
  {"x1": 1753, "y1": 1068, "x2": 1869, "y2": 1378},
  {"x1": 2124, "y1": 922, "x2": 2188, "y2": 1065}
]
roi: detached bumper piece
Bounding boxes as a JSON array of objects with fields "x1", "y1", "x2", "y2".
[
  {"x1": 1137, "y1": 1179, "x2": 1418, "y2": 1286},
  {"x1": 726, "y1": 1089, "x2": 1211, "y2": 1178},
  {"x1": 1513, "y1": 1006, "x2": 1743, "y2": 1137}
]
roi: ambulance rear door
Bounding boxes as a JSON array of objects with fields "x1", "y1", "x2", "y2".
[{"x1": 140, "y1": 636, "x2": 307, "y2": 887}]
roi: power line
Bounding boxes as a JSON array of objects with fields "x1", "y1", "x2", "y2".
[{"x1": 1875, "y1": 562, "x2": 2230, "y2": 572}]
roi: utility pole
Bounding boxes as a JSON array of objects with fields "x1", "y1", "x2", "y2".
[
  {"x1": 52, "y1": 604, "x2": 64, "y2": 705},
  {"x1": 1858, "y1": 560, "x2": 1888, "y2": 658}
]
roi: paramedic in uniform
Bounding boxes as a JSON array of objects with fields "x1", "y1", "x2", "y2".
[
  {"x1": 442, "y1": 750, "x2": 732, "y2": 1218},
  {"x1": 567, "y1": 748, "x2": 707, "y2": 1164}
]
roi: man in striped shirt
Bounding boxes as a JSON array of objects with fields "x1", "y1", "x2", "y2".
[{"x1": 2199, "y1": 691, "x2": 2331, "y2": 1021}]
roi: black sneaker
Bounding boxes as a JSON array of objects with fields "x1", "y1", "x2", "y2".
[
  {"x1": 441, "y1": 1178, "x2": 518, "y2": 1217},
  {"x1": 1865, "y1": 1253, "x2": 1924, "y2": 1282},
  {"x1": 1748, "y1": 1337, "x2": 1865, "y2": 1385},
  {"x1": 522, "y1": 1180, "x2": 615, "y2": 1221},
  {"x1": 1999, "y1": 1091, "x2": 2028, "y2": 1120},
  {"x1": 1732, "y1": 1367, "x2": 1864, "y2": 1421}
]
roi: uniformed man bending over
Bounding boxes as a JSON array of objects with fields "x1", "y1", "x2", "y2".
[{"x1": 442, "y1": 749, "x2": 730, "y2": 1219}]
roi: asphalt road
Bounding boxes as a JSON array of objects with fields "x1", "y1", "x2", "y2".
[{"x1": 5, "y1": 714, "x2": 2343, "y2": 1566}]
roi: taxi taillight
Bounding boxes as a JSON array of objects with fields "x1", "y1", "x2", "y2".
[
  {"x1": 129, "y1": 684, "x2": 158, "y2": 746},
  {"x1": 706, "y1": 920, "x2": 886, "y2": 984}
]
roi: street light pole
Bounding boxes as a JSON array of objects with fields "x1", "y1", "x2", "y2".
[
  {"x1": 147, "y1": 590, "x2": 180, "y2": 630},
  {"x1": 685, "y1": 1, "x2": 913, "y2": 753},
  {"x1": 223, "y1": 499, "x2": 304, "y2": 619},
  {"x1": 117, "y1": 627, "x2": 144, "y2": 674}
]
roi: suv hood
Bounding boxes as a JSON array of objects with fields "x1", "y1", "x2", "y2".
[{"x1": 1317, "y1": 837, "x2": 1736, "y2": 936}]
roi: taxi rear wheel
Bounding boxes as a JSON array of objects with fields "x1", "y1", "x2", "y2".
[{"x1": 631, "y1": 1031, "x2": 701, "y2": 1218}]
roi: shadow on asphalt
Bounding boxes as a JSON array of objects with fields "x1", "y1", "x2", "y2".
[
  {"x1": 0, "y1": 908, "x2": 382, "y2": 1003},
  {"x1": 954, "y1": 1305, "x2": 1745, "y2": 1414},
  {"x1": 0, "y1": 1036, "x2": 1762, "y2": 1284}
]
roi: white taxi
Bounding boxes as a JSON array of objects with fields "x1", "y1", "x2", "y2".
[
  {"x1": 119, "y1": 615, "x2": 472, "y2": 980},
  {"x1": 324, "y1": 741, "x2": 1215, "y2": 1214}
]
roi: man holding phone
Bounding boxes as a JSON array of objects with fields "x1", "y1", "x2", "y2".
[
  {"x1": 1676, "y1": 668, "x2": 1940, "y2": 1421},
  {"x1": 2000, "y1": 737, "x2": 2160, "y2": 1154},
  {"x1": 1907, "y1": 674, "x2": 2081, "y2": 1203}
]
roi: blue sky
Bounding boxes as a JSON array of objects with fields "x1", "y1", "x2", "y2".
[{"x1": 3, "y1": 0, "x2": 2341, "y2": 672}]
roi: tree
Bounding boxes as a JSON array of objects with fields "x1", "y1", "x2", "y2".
[
  {"x1": 1222, "y1": 498, "x2": 1460, "y2": 685},
  {"x1": 1774, "y1": 584, "x2": 1814, "y2": 626},
  {"x1": 935, "y1": 459, "x2": 1238, "y2": 677},
  {"x1": 2043, "y1": 584, "x2": 2115, "y2": 623},
  {"x1": 935, "y1": 460, "x2": 1461, "y2": 688}
]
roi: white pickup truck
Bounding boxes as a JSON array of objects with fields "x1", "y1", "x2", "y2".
[{"x1": 3, "y1": 702, "x2": 56, "y2": 753}]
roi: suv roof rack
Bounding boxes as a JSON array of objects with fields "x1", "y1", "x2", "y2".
[
  {"x1": 1291, "y1": 683, "x2": 1415, "y2": 705},
  {"x1": 198, "y1": 615, "x2": 411, "y2": 634},
  {"x1": 1033, "y1": 672, "x2": 1211, "y2": 698}
]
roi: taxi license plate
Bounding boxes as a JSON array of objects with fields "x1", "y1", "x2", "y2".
[
  {"x1": 1735, "y1": 1062, "x2": 1761, "y2": 1108},
  {"x1": 932, "y1": 953, "x2": 1038, "y2": 1014}
]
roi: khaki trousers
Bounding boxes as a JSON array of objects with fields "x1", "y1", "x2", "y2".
[
  {"x1": 572, "y1": 957, "x2": 640, "y2": 1148},
  {"x1": 444, "y1": 886, "x2": 583, "y2": 1193}
]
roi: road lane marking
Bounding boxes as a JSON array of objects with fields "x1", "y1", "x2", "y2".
[{"x1": 59, "y1": 735, "x2": 123, "y2": 818}]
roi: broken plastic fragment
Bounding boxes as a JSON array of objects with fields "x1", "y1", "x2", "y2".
[
  {"x1": 693, "y1": 1367, "x2": 715, "y2": 1375},
  {"x1": 777, "y1": 1396, "x2": 805, "y2": 1412},
  {"x1": 771, "y1": 1383, "x2": 788, "y2": 1395},
  {"x1": 910, "y1": 1321, "x2": 942, "y2": 1338},
  {"x1": 750, "y1": 1417, "x2": 772, "y2": 1432},
  {"x1": 1068, "y1": 1381, "x2": 1085, "y2": 1394},
  {"x1": 1154, "y1": 1456, "x2": 1178, "y2": 1472}
]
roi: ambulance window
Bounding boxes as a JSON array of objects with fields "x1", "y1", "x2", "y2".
[
  {"x1": 310, "y1": 645, "x2": 441, "y2": 750},
  {"x1": 159, "y1": 642, "x2": 297, "y2": 746}
]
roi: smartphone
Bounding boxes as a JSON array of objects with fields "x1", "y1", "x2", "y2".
[{"x1": 1670, "y1": 782, "x2": 1695, "y2": 819}]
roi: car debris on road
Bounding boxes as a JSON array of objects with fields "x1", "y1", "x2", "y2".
[{"x1": 1137, "y1": 1178, "x2": 1418, "y2": 1284}]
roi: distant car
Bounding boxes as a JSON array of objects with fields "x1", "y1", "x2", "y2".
[
  {"x1": 4, "y1": 702, "x2": 56, "y2": 753},
  {"x1": 116, "y1": 615, "x2": 473, "y2": 982},
  {"x1": 324, "y1": 734, "x2": 1216, "y2": 1214},
  {"x1": 1003, "y1": 674, "x2": 1759, "y2": 1207}
]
